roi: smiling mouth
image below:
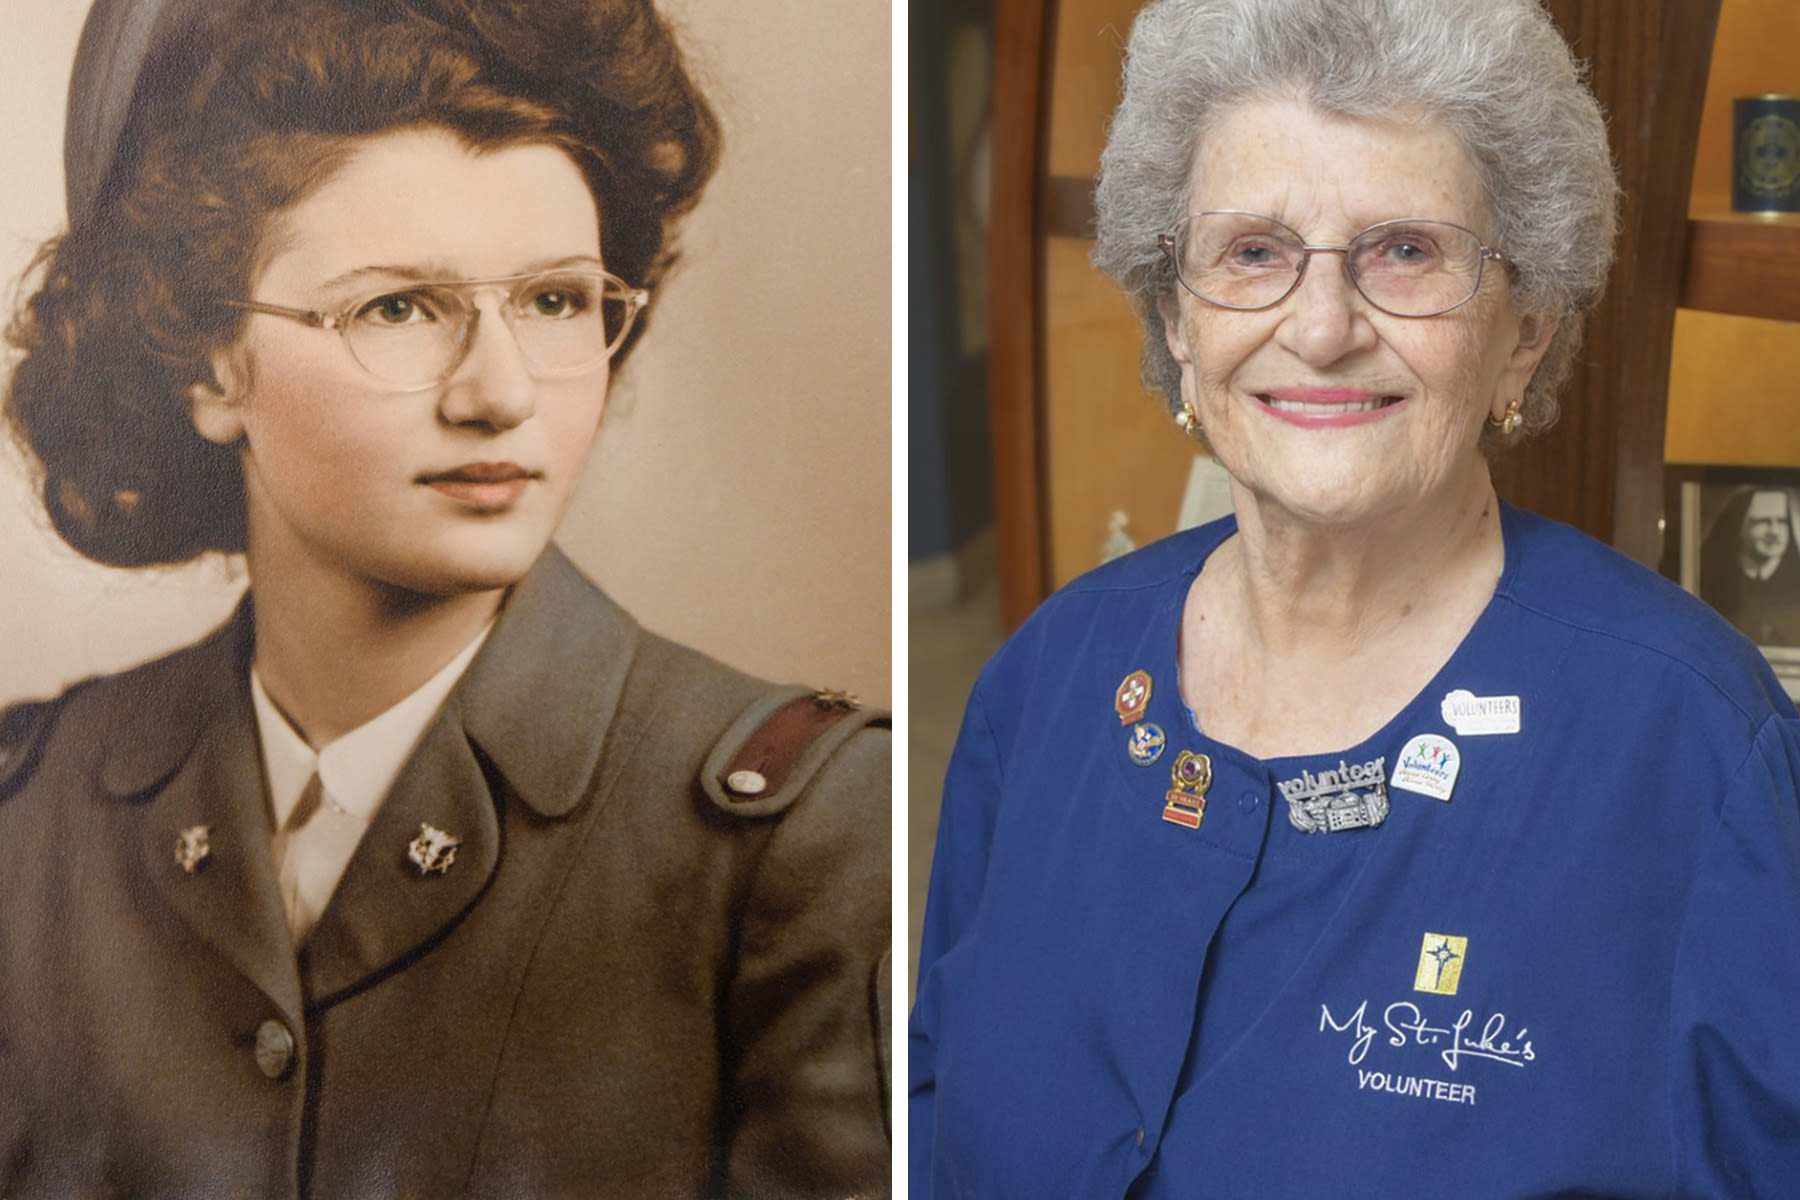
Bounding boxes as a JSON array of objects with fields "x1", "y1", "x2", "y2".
[{"x1": 1258, "y1": 394, "x2": 1405, "y2": 415}]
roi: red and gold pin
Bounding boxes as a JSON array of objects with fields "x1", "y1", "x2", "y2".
[
  {"x1": 1115, "y1": 670, "x2": 1152, "y2": 725},
  {"x1": 1162, "y1": 749, "x2": 1212, "y2": 829}
]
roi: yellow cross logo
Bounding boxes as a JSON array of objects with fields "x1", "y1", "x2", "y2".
[{"x1": 1414, "y1": 933, "x2": 1467, "y2": 995}]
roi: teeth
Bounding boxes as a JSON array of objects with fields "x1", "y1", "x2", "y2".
[{"x1": 1262, "y1": 396, "x2": 1397, "y2": 414}]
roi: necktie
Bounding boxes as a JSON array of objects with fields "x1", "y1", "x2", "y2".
[{"x1": 271, "y1": 772, "x2": 368, "y2": 944}]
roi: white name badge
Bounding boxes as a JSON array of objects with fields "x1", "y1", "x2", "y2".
[
  {"x1": 1392, "y1": 734, "x2": 1460, "y2": 802},
  {"x1": 1439, "y1": 689, "x2": 1521, "y2": 736}
]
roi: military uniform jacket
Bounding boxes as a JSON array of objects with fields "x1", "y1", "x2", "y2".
[
  {"x1": 910, "y1": 504, "x2": 1800, "y2": 1198},
  {"x1": 0, "y1": 547, "x2": 890, "y2": 1199}
]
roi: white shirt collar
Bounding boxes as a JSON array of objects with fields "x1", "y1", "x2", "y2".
[{"x1": 252, "y1": 624, "x2": 493, "y2": 827}]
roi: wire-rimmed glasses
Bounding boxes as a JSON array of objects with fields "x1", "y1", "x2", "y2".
[
  {"x1": 1157, "y1": 212, "x2": 1507, "y2": 318},
  {"x1": 226, "y1": 266, "x2": 650, "y2": 392}
]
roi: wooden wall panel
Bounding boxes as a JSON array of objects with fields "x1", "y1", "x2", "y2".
[
  {"x1": 989, "y1": 0, "x2": 1053, "y2": 629},
  {"x1": 1668, "y1": 0, "x2": 1800, "y2": 467},
  {"x1": 1042, "y1": 239, "x2": 1196, "y2": 587},
  {"x1": 1045, "y1": 0, "x2": 1140, "y2": 178},
  {"x1": 1667, "y1": 310, "x2": 1800, "y2": 466},
  {"x1": 1493, "y1": 0, "x2": 1718, "y2": 567}
]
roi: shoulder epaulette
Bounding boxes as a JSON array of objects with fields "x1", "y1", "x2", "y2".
[
  {"x1": 701, "y1": 687, "x2": 888, "y2": 817},
  {"x1": 0, "y1": 697, "x2": 62, "y2": 799}
]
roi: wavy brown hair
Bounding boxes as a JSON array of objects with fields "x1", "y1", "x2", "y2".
[{"x1": 6, "y1": 0, "x2": 720, "y2": 567}]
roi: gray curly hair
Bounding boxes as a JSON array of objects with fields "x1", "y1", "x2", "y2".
[{"x1": 1092, "y1": 0, "x2": 1619, "y2": 450}]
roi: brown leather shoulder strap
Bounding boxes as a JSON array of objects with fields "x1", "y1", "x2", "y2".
[{"x1": 701, "y1": 687, "x2": 888, "y2": 817}]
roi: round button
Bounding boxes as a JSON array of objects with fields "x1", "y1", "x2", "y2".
[
  {"x1": 726, "y1": 769, "x2": 768, "y2": 798},
  {"x1": 1238, "y1": 792, "x2": 1261, "y2": 814},
  {"x1": 255, "y1": 1019, "x2": 295, "y2": 1080}
]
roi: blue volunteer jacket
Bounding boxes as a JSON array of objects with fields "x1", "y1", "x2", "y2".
[{"x1": 910, "y1": 504, "x2": 1800, "y2": 1198}]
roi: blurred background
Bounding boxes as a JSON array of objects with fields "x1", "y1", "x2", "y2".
[{"x1": 910, "y1": 0, "x2": 1001, "y2": 989}]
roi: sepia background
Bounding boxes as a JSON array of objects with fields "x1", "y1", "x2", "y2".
[{"x1": 0, "y1": 0, "x2": 891, "y2": 710}]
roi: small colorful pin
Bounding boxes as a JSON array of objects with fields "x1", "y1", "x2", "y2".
[
  {"x1": 1170, "y1": 750, "x2": 1212, "y2": 796},
  {"x1": 1162, "y1": 793, "x2": 1206, "y2": 828},
  {"x1": 1115, "y1": 670, "x2": 1152, "y2": 725},
  {"x1": 1127, "y1": 723, "x2": 1167, "y2": 766},
  {"x1": 1392, "y1": 733, "x2": 1460, "y2": 802},
  {"x1": 407, "y1": 823, "x2": 462, "y2": 876},
  {"x1": 174, "y1": 825, "x2": 211, "y2": 874},
  {"x1": 1161, "y1": 749, "x2": 1212, "y2": 828}
]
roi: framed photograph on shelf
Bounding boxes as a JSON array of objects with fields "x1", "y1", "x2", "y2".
[{"x1": 1663, "y1": 464, "x2": 1800, "y2": 700}]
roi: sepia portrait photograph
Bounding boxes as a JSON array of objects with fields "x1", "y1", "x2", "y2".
[
  {"x1": 1668, "y1": 464, "x2": 1800, "y2": 699},
  {"x1": 0, "y1": 0, "x2": 890, "y2": 1195}
]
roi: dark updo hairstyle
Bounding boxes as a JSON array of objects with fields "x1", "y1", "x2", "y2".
[{"x1": 5, "y1": 0, "x2": 721, "y2": 568}]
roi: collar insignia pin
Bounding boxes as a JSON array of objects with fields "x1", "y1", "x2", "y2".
[
  {"x1": 1162, "y1": 749, "x2": 1212, "y2": 828},
  {"x1": 1127, "y1": 722, "x2": 1167, "y2": 766},
  {"x1": 407, "y1": 823, "x2": 462, "y2": 876},
  {"x1": 174, "y1": 825, "x2": 211, "y2": 874},
  {"x1": 1115, "y1": 670, "x2": 1152, "y2": 725}
]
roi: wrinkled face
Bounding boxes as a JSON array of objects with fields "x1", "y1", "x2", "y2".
[
  {"x1": 190, "y1": 127, "x2": 610, "y2": 597},
  {"x1": 1743, "y1": 490, "x2": 1791, "y2": 563},
  {"x1": 1160, "y1": 97, "x2": 1555, "y2": 529}
]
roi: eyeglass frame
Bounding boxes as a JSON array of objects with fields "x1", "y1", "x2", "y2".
[
  {"x1": 222, "y1": 266, "x2": 651, "y2": 393},
  {"x1": 1156, "y1": 211, "x2": 1510, "y2": 319}
]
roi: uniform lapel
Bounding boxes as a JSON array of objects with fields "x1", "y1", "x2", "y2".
[
  {"x1": 297, "y1": 545, "x2": 635, "y2": 1004},
  {"x1": 112, "y1": 608, "x2": 305, "y2": 1027},
  {"x1": 456, "y1": 545, "x2": 639, "y2": 818}
]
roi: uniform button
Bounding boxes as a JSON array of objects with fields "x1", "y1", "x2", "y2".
[
  {"x1": 726, "y1": 769, "x2": 768, "y2": 797},
  {"x1": 1136, "y1": 1127, "x2": 1146, "y2": 1148},
  {"x1": 255, "y1": 1019, "x2": 295, "y2": 1080},
  {"x1": 1238, "y1": 792, "x2": 1261, "y2": 813}
]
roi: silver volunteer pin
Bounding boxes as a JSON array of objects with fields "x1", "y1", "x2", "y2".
[
  {"x1": 1127, "y1": 722, "x2": 1167, "y2": 766},
  {"x1": 1279, "y1": 756, "x2": 1389, "y2": 833},
  {"x1": 174, "y1": 825, "x2": 211, "y2": 874},
  {"x1": 407, "y1": 823, "x2": 462, "y2": 876}
]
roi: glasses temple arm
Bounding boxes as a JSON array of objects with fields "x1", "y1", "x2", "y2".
[{"x1": 224, "y1": 298, "x2": 337, "y2": 329}]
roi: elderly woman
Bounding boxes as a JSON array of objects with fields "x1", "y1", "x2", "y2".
[
  {"x1": 910, "y1": 0, "x2": 1800, "y2": 1194},
  {"x1": 0, "y1": 0, "x2": 888, "y2": 1196}
]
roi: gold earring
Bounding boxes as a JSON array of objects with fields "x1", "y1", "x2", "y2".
[
  {"x1": 1174, "y1": 401, "x2": 1201, "y2": 439},
  {"x1": 1487, "y1": 397, "x2": 1523, "y2": 437}
]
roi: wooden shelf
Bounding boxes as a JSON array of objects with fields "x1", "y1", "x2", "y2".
[{"x1": 1683, "y1": 210, "x2": 1800, "y2": 321}]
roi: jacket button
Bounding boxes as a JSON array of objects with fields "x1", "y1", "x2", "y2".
[
  {"x1": 255, "y1": 1020, "x2": 295, "y2": 1080},
  {"x1": 726, "y1": 769, "x2": 768, "y2": 797}
]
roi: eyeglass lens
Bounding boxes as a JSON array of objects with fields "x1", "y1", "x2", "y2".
[
  {"x1": 346, "y1": 270, "x2": 638, "y2": 387},
  {"x1": 1169, "y1": 214, "x2": 1489, "y2": 317}
]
